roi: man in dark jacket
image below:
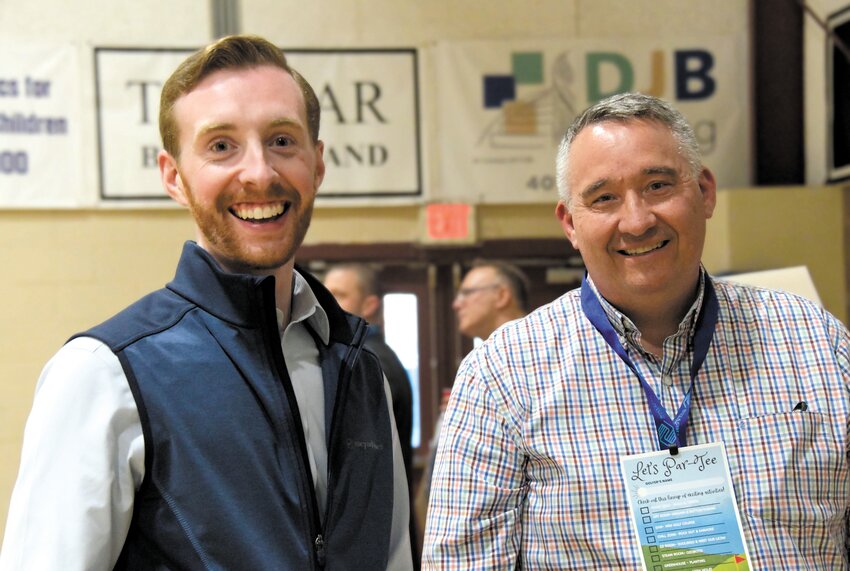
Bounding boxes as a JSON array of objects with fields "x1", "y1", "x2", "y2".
[{"x1": 0, "y1": 35, "x2": 412, "y2": 570}]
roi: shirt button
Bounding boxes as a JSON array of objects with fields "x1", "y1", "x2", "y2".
[{"x1": 662, "y1": 374, "x2": 673, "y2": 386}]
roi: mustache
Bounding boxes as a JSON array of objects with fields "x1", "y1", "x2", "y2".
[
  {"x1": 179, "y1": 173, "x2": 303, "y2": 207},
  {"x1": 230, "y1": 183, "x2": 301, "y2": 205}
]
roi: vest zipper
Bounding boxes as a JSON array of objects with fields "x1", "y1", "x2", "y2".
[
  {"x1": 259, "y1": 285, "x2": 325, "y2": 569},
  {"x1": 322, "y1": 318, "x2": 368, "y2": 530},
  {"x1": 314, "y1": 534, "x2": 326, "y2": 567}
]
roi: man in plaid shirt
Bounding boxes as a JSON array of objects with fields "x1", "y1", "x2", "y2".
[{"x1": 422, "y1": 93, "x2": 850, "y2": 570}]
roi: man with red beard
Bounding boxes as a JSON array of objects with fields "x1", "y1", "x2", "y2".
[{"x1": 1, "y1": 35, "x2": 412, "y2": 570}]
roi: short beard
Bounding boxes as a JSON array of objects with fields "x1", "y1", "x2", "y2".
[{"x1": 183, "y1": 179, "x2": 314, "y2": 275}]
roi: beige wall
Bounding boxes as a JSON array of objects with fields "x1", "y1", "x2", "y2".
[{"x1": 707, "y1": 186, "x2": 847, "y2": 319}]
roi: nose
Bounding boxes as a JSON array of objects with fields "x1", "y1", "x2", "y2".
[
  {"x1": 237, "y1": 142, "x2": 278, "y2": 190},
  {"x1": 452, "y1": 295, "x2": 463, "y2": 311},
  {"x1": 618, "y1": 193, "x2": 656, "y2": 237}
]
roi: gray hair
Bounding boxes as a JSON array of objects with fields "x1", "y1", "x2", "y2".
[{"x1": 555, "y1": 92, "x2": 702, "y2": 208}]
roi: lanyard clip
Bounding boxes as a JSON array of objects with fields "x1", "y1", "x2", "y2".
[{"x1": 668, "y1": 445, "x2": 679, "y2": 456}]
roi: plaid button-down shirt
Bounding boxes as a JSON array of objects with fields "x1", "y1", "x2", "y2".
[{"x1": 423, "y1": 274, "x2": 850, "y2": 570}]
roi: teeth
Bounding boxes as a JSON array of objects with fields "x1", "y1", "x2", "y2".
[
  {"x1": 623, "y1": 242, "x2": 664, "y2": 256},
  {"x1": 233, "y1": 202, "x2": 285, "y2": 221}
]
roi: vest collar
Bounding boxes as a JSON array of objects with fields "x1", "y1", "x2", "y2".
[{"x1": 166, "y1": 241, "x2": 362, "y2": 345}]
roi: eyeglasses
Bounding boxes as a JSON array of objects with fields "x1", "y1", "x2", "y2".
[{"x1": 454, "y1": 284, "x2": 500, "y2": 300}]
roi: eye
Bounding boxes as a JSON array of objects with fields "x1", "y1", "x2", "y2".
[
  {"x1": 271, "y1": 135, "x2": 295, "y2": 147},
  {"x1": 592, "y1": 193, "x2": 616, "y2": 205},
  {"x1": 209, "y1": 139, "x2": 231, "y2": 153}
]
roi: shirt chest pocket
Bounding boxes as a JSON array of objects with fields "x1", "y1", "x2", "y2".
[{"x1": 733, "y1": 411, "x2": 847, "y2": 526}]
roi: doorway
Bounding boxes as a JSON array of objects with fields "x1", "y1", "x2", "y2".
[{"x1": 297, "y1": 238, "x2": 583, "y2": 473}]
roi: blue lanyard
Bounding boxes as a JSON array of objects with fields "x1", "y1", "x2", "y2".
[{"x1": 580, "y1": 275, "x2": 718, "y2": 453}]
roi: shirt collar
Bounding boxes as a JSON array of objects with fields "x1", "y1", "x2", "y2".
[
  {"x1": 275, "y1": 268, "x2": 330, "y2": 345},
  {"x1": 586, "y1": 266, "x2": 706, "y2": 351}
]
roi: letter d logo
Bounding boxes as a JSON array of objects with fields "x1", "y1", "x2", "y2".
[{"x1": 586, "y1": 52, "x2": 633, "y2": 103}]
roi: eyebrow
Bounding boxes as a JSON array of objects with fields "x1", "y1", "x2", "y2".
[
  {"x1": 196, "y1": 122, "x2": 235, "y2": 141},
  {"x1": 269, "y1": 117, "x2": 303, "y2": 130},
  {"x1": 579, "y1": 178, "x2": 609, "y2": 202},
  {"x1": 643, "y1": 166, "x2": 678, "y2": 178}
]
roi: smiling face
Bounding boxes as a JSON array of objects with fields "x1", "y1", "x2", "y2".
[
  {"x1": 556, "y1": 118, "x2": 716, "y2": 317},
  {"x1": 158, "y1": 64, "x2": 325, "y2": 275}
]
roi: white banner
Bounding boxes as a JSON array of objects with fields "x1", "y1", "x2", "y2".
[
  {"x1": 804, "y1": 0, "x2": 850, "y2": 184},
  {"x1": 434, "y1": 36, "x2": 751, "y2": 204},
  {"x1": 291, "y1": 50, "x2": 422, "y2": 199},
  {"x1": 0, "y1": 43, "x2": 81, "y2": 207},
  {"x1": 95, "y1": 48, "x2": 422, "y2": 203}
]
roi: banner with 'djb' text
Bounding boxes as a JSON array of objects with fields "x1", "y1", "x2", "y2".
[{"x1": 433, "y1": 36, "x2": 750, "y2": 204}]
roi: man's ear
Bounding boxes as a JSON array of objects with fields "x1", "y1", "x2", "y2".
[
  {"x1": 556, "y1": 200, "x2": 580, "y2": 250},
  {"x1": 313, "y1": 140, "x2": 326, "y2": 192},
  {"x1": 361, "y1": 294, "x2": 381, "y2": 321},
  {"x1": 159, "y1": 150, "x2": 188, "y2": 206},
  {"x1": 493, "y1": 284, "x2": 512, "y2": 310},
  {"x1": 698, "y1": 167, "x2": 717, "y2": 220}
]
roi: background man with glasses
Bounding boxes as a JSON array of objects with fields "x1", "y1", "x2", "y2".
[
  {"x1": 415, "y1": 260, "x2": 530, "y2": 543},
  {"x1": 451, "y1": 260, "x2": 530, "y2": 341}
]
